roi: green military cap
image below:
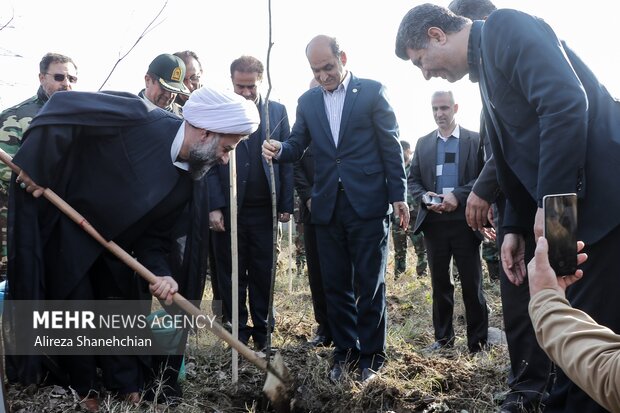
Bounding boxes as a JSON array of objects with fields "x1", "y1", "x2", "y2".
[{"x1": 148, "y1": 53, "x2": 190, "y2": 96}]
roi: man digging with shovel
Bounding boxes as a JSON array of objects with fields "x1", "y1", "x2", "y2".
[{"x1": 1, "y1": 85, "x2": 273, "y2": 411}]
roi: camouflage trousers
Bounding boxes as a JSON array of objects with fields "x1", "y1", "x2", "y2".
[
  {"x1": 392, "y1": 223, "x2": 427, "y2": 276},
  {"x1": 295, "y1": 221, "x2": 306, "y2": 275},
  {"x1": 0, "y1": 191, "x2": 7, "y2": 278},
  {"x1": 482, "y1": 239, "x2": 500, "y2": 281}
]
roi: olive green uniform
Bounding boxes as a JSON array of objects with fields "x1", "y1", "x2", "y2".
[
  {"x1": 0, "y1": 86, "x2": 48, "y2": 276},
  {"x1": 392, "y1": 164, "x2": 427, "y2": 276}
]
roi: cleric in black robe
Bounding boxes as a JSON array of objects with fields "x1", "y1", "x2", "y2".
[{"x1": 2, "y1": 86, "x2": 259, "y2": 405}]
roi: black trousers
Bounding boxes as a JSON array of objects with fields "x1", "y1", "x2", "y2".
[
  {"x1": 498, "y1": 228, "x2": 553, "y2": 406},
  {"x1": 304, "y1": 222, "x2": 331, "y2": 339},
  {"x1": 544, "y1": 223, "x2": 620, "y2": 413},
  {"x1": 62, "y1": 258, "x2": 148, "y2": 395},
  {"x1": 315, "y1": 190, "x2": 388, "y2": 370},
  {"x1": 214, "y1": 205, "x2": 274, "y2": 346},
  {"x1": 422, "y1": 220, "x2": 488, "y2": 352}
]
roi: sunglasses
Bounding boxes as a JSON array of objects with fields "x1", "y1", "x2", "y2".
[{"x1": 46, "y1": 73, "x2": 78, "y2": 83}]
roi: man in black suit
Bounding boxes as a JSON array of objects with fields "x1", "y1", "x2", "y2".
[
  {"x1": 263, "y1": 35, "x2": 409, "y2": 383},
  {"x1": 448, "y1": 2, "x2": 553, "y2": 411},
  {"x1": 409, "y1": 90, "x2": 487, "y2": 353},
  {"x1": 396, "y1": 5, "x2": 620, "y2": 412},
  {"x1": 208, "y1": 56, "x2": 293, "y2": 350}
]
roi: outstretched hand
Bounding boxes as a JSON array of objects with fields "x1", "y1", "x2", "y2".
[{"x1": 527, "y1": 237, "x2": 587, "y2": 297}]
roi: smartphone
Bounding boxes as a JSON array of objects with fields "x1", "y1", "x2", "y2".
[
  {"x1": 543, "y1": 193, "x2": 578, "y2": 276},
  {"x1": 422, "y1": 194, "x2": 442, "y2": 205}
]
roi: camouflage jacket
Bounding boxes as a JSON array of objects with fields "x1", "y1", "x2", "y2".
[{"x1": 0, "y1": 86, "x2": 48, "y2": 194}]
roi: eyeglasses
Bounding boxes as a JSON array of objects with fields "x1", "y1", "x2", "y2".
[
  {"x1": 187, "y1": 75, "x2": 201, "y2": 83},
  {"x1": 46, "y1": 73, "x2": 78, "y2": 83}
]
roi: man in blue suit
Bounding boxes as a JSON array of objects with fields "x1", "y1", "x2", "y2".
[
  {"x1": 263, "y1": 35, "x2": 409, "y2": 383},
  {"x1": 396, "y1": 5, "x2": 620, "y2": 412},
  {"x1": 208, "y1": 55, "x2": 293, "y2": 350}
]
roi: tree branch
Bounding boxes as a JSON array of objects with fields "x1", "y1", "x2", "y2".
[
  {"x1": 0, "y1": 8, "x2": 14, "y2": 32},
  {"x1": 98, "y1": 1, "x2": 168, "y2": 91}
]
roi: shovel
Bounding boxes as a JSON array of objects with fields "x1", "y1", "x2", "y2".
[{"x1": 0, "y1": 148, "x2": 293, "y2": 411}]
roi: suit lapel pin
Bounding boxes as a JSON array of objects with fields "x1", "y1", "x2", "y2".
[{"x1": 352, "y1": 88, "x2": 358, "y2": 93}]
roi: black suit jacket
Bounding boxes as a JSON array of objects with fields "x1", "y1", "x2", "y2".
[
  {"x1": 472, "y1": 11, "x2": 620, "y2": 243},
  {"x1": 409, "y1": 126, "x2": 482, "y2": 234}
]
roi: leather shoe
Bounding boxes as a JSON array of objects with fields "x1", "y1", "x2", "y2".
[
  {"x1": 222, "y1": 321, "x2": 233, "y2": 333},
  {"x1": 123, "y1": 392, "x2": 141, "y2": 405},
  {"x1": 425, "y1": 340, "x2": 454, "y2": 352},
  {"x1": 500, "y1": 393, "x2": 539, "y2": 413},
  {"x1": 79, "y1": 395, "x2": 100, "y2": 412},
  {"x1": 360, "y1": 367, "x2": 379, "y2": 383},
  {"x1": 329, "y1": 363, "x2": 346, "y2": 383},
  {"x1": 308, "y1": 335, "x2": 332, "y2": 347}
]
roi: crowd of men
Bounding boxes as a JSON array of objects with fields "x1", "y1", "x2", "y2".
[{"x1": 1, "y1": 0, "x2": 620, "y2": 411}]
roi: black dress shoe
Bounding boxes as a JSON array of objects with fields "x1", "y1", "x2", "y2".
[
  {"x1": 500, "y1": 393, "x2": 539, "y2": 413},
  {"x1": 360, "y1": 367, "x2": 379, "y2": 383},
  {"x1": 329, "y1": 363, "x2": 346, "y2": 383},
  {"x1": 426, "y1": 340, "x2": 454, "y2": 352},
  {"x1": 308, "y1": 335, "x2": 332, "y2": 347}
]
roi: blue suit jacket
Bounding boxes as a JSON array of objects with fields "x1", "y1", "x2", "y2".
[
  {"x1": 278, "y1": 74, "x2": 406, "y2": 225},
  {"x1": 207, "y1": 98, "x2": 293, "y2": 214},
  {"x1": 409, "y1": 127, "x2": 482, "y2": 234},
  {"x1": 473, "y1": 10, "x2": 620, "y2": 243}
]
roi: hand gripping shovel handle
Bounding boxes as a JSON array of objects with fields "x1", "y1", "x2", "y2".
[{"x1": 0, "y1": 149, "x2": 286, "y2": 382}]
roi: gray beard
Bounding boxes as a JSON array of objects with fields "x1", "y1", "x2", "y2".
[{"x1": 188, "y1": 134, "x2": 221, "y2": 180}]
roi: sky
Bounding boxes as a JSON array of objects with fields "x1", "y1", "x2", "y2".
[{"x1": 1, "y1": 0, "x2": 618, "y2": 144}]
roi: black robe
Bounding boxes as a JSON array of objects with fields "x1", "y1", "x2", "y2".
[{"x1": 4, "y1": 91, "x2": 209, "y2": 386}]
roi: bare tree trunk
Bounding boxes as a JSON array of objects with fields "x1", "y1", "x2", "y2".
[{"x1": 264, "y1": 0, "x2": 277, "y2": 361}]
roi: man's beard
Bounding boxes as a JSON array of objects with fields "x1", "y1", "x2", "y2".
[{"x1": 188, "y1": 134, "x2": 221, "y2": 180}]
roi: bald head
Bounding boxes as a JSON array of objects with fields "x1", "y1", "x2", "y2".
[{"x1": 306, "y1": 34, "x2": 347, "y2": 91}]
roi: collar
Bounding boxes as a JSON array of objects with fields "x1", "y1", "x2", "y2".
[
  {"x1": 437, "y1": 124, "x2": 460, "y2": 141},
  {"x1": 36, "y1": 85, "x2": 50, "y2": 103},
  {"x1": 467, "y1": 20, "x2": 484, "y2": 83},
  {"x1": 322, "y1": 70, "x2": 351, "y2": 94},
  {"x1": 171, "y1": 121, "x2": 189, "y2": 170}
]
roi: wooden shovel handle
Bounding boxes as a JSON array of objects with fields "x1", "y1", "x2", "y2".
[{"x1": 0, "y1": 149, "x2": 275, "y2": 376}]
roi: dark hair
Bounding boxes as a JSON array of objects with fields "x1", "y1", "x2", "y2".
[
  {"x1": 230, "y1": 55, "x2": 264, "y2": 79},
  {"x1": 448, "y1": 0, "x2": 496, "y2": 20},
  {"x1": 174, "y1": 50, "x2": 203, "y2": 73},
  {"x1": 39, "y1": 52, "x2": 76, "y2": 74},
  {"x1": 400, "y1": 140, "x2": 411, "y2": 151},
  {"x1": 395, "y1": 3, "x2": 469, "y2": 60}
]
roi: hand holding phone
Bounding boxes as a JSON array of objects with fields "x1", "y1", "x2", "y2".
[
  {"x1": 543, "y1": 193, "x2": 578, "y2": 275},
  {"x1": 423, "y1": 193, "x2": 443, "y2": 206}
]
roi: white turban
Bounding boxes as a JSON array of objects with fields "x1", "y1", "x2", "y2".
[{"x1": 183, "y1": 85, "x2": 260, "y2": 135}]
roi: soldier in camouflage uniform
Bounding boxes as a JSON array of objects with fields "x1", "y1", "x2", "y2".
[
  {"x1": 293, "y1": 195, "x2": 306, "y2": 275},
  {"x1": 482, "y1": 204, "x2": 500, "y2": 281},
  {"x1": 0, "y1": 52, "x2": 77, "y2": 278},
  {"x1": 392, "y1": 140, "x2": 428, "y2": 277}
]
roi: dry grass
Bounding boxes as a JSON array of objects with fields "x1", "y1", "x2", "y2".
[{"x1": 5, "y1": 236, "x2": 512, "y2": 412}]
